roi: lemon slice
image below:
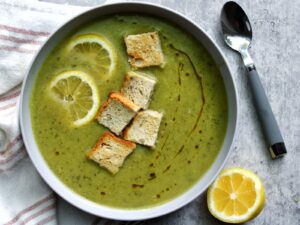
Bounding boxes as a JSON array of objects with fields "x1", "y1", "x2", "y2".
[
  {"x1": 50, "y1": 70, "x2": 100, "y2": 127},
  {"x1": 67, "y1": 34, "x2": 116, "y2": 78},
  {"x1": 207, "y1": 168, "x2": 265, "y2": 224}
]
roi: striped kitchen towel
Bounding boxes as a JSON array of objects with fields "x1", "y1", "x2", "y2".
[{"x1": 0, "y1": 0, "x2": 87, "y2": 224}]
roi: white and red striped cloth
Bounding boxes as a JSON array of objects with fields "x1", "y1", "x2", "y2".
[{"x1": 0, "y1": 0, "x2": 86, "y2": 224}]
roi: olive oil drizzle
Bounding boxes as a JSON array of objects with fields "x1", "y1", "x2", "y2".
[
  {"x1": 169, "y1": 43, "x2": 206, "y2": 136},
  {"x1": 161, "y1": 44, "x2": 206, "y2": 174},
  {"x1": 155, "y1": 62, "x2": 184, "y2": 161}
]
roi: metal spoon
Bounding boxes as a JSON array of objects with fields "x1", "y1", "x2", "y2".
[{"x1": 221, "y1": 1, "x2": 287, "y2": 159}]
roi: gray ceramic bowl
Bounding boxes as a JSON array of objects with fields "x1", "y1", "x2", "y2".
[{"x1": 20, "y1": 2, "x2": 238, "y2": 221}]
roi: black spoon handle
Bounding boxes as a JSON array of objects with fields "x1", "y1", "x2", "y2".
[{"x1": 247, "y1": 68, "x2": 287, "y2": 158}]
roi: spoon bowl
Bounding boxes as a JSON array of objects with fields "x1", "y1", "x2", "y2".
[{"x1": 221, "y1": 1, "x2": 252, "y2": 52}]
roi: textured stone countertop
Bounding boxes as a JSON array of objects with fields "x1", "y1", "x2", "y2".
[{"x1": 41, "y1": 0, "x2": 300, "y2": 224}]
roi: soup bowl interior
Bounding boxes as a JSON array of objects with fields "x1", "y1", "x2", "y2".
[{"x1": 20, "y1": 2, "x2": 237, "y2": 221}]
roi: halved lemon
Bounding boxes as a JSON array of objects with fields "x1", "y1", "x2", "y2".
[
  {"x1": 49, "y1": 70, "x2": 100, "y2": 127},
  {"x1": 207, "y1": 168, "x2": 265, "y2": 224},
  {"x1": 66, "y1": 33, "x2": 116, "y2": 79}
]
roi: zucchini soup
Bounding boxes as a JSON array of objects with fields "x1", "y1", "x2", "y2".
[{"x1": 30, "y1": 14, "x2": 228, "y2": 208}]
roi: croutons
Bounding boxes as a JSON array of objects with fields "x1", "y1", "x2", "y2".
[
  {"x1": 121, "y1": 71, "x2": 157, "y2": 109},
  {"x1": 96, "y1": 92, "x2": 140, "y2": 135},
  {"x1": 124, "y1": 110, "x2": 163, "y2": 148},
  {"x1": 124, "y1": 32, "x2": 164, "y2": 68},
  {"x1": 86, "y1": 132, "x2": 136, "y2": 174}
]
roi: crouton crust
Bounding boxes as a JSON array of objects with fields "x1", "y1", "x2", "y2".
[
  {"x1": 96, "y1": 92, "x2": 140, "y2": 118},
  {"x1": 86, "y1": 131, "x2": 136, "y2": 158},
  {"x1": 123, "y1": 71, "x2": 156, "y2": 87},
  {"x1": 95, "y1": 97, "x2": 110, "y2": 118},
  {"x1": 122, "y1": 127, "x2": 130, "y2": 141},
  {"x1": 109, "y1": 92, "x2": 140, "y2": 112}
]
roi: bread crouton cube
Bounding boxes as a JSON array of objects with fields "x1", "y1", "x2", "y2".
[
  {"x1": 121, "y1": 71, "x2": 157, "y2": 109},
  {"x1": 97, "y1": 92, "x2": 140, "y2": 135},
  {"x1": 124, "y1": 32, "x2": 164, "y2": 68},
  {"x1": 86, "y1": 131, "x2": 136, "y2": 174},
  {"x1": 124, "y1": 110, "x2": 163, "y2": 148}
]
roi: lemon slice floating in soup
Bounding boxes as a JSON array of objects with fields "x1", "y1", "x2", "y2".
[
  {"x1": 50, "y1": 70, "x2": 100, "y2": 127},
  {"x1": 66, "y1": 34, "x2": 116, "y2": 79},
  {"x1": 207, "y1": 168, "x2": 265, "y2": 224}
]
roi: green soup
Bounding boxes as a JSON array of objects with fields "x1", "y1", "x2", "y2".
[{"x1": 30, "y1": 14, "x2": 228, "y2": 209}]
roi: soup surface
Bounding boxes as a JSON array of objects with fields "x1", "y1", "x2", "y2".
[{"x1": 30, "y1": 14, "x2": 228, "y2": 208}]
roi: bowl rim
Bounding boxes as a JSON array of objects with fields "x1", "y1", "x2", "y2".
[{"x1": 20, "y1": 1, "x2": 238, "y2": 221}]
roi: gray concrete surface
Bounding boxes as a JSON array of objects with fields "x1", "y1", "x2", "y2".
[{"x1": 40, "y1": 0, "x2": 300, "y2": 224}]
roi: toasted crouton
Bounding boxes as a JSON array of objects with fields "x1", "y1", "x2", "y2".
[
  {"x1": 121, "y1": 71, "x2": 157, "y2": 109},
  {"x1": 124, "y1": 110, "x2": 163, "y2": 147},
  {"x1": 87, "y1": 132, "x2": 136, "y2": 174},
  {"x1": 97, "y1": 92, "x2": 140, "y2": 135},
  {"x1": 124, "y1": 32, "x2": 164, "y2": 68}
]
